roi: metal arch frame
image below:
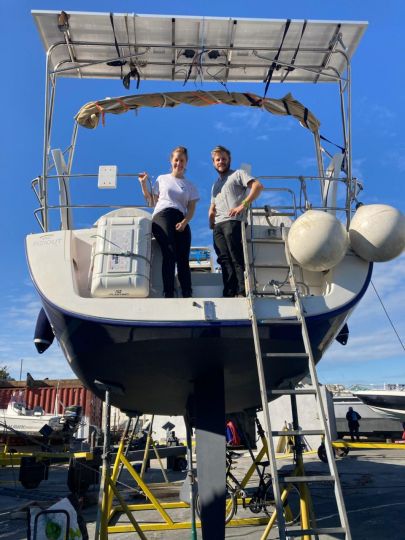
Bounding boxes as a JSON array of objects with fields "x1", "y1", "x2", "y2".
[
  {"x1": 47, "y1": 40, "x2": 348, "y2": 80},
  {"x1": 41, "y1": 44, "x2": 81, "y2": 232},
  {"x1": 39, "y1": 28, "x2": 354, "y2": 233}
]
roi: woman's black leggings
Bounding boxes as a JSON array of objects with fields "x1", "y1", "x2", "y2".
[{"x1": 152, "y1": 208, "x2": 192, "y2": 297}]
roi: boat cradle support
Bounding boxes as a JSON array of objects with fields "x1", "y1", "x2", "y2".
[{"x1": 93, "y1": 379, "x2": 275, "y2": 538}]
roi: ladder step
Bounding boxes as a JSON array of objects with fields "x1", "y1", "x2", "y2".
[
  {"x1": 257, "y1": 319, "x2": 301, "y2": 325},
  {"x1": 285, "y1": 527, "x2": 346, "y2": 537},
  {"x1": 247, "y1": 238, "x2": 284, "y2": 244},
  {"x1": 249, "y1": 263, "x2": 291, "y2": 268},
  {"x1": 253, "y1": 291, "x2": 294, "y2": 298},
  {"x1": 264, "y1": 353, "x2": 308, "y2": 359},
  {"x1": 251, "y1": 210, "x2": 296, "y2": 217},
  {"x1": 281, "y1": 475, "x2": 335, "y2": 483},
  {"x1": 269, "y1": 388, "x2": 316, "y2": 395},
  {"x1": 272, "y1": 429, "x2": 324, "y2": 436}
]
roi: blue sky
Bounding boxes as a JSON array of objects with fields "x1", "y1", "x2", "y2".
[{"x1": 1, "y1": 1, "x2": 404, "y2": 387}]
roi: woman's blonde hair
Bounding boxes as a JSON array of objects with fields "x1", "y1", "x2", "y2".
[{"x1": 170, "y1": 146, "x2": 188, "y2": 160}]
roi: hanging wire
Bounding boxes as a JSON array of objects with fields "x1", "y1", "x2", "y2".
[
  {"x1": 179, "y1": 46, "x2": 231, "y2": 88},
  {"x1": 206, "y1": 65, "x2": 231, "y2": 93},
  {"x1": 122, "y1": 14, "x2": 141, "y2": 89},
  {"x1": 371, "y1": 280, "x2": 405, "y2": 352},
  {"x1": 189, "y1": 51, "x2": 207, "y2": 85}
]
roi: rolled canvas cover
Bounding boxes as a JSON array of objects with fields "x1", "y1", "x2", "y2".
[
  {"x1": 75, "y1": 91, "x2": 320, "y2": 133},
  {"x1": 91, "y1": 216, "x2": 152, "y2": 297}
]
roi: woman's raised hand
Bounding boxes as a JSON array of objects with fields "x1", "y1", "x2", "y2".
[{"x1": 138, "y1": 172, "x2": 148, "y2": 184}]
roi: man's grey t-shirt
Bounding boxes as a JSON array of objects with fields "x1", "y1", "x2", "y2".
[{"x1": 211, "y1": 168, "x2": 254, "y2": 224}]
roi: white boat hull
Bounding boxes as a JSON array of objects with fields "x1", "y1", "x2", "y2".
[
  {"x1": 0, "y1": 411, "x2": 64, "y2": 437},
  {"x1": 26, "y1": 228, "x2": 372, "y2": 415}
]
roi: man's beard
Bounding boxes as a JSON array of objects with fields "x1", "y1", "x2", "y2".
[{"x1": 215, "y1": 164, "x2": 230, "y2": 175}]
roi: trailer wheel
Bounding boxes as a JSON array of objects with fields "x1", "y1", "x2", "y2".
[
  {"x1": 21, "y1": 478, "x2": 42, "y2": 489},
  {"x1": 19, "y1": 457, "x2": 49, "y2": 489},
  {"x1": 317, "y1": 443, "x2": 328, "y2": 463},
  {"x1": 318, "y1": 443, "x2": 349, "y2": 462}
]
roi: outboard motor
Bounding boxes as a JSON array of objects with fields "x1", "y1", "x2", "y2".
[
  {"x1": 61, "y1": 405, "x2": 83, "y2": 432},
  {"x1": 34, "y1": 308, "x2": 54, "y2": 353}
]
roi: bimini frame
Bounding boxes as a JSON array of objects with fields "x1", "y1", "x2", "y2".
[{"x1": 31, "y1": 11, "x2": 367, "y2": 231}]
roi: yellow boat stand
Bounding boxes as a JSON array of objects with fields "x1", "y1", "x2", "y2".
[
  {"x1": 94, "y1": 403, "x2": 318, "y2": 539},
  {"x1": 96, "y1": 419, "x2": 272, "y2": 537},
  {"x1": 94, "y1": 391, "x2": 203, "y2": 538}
]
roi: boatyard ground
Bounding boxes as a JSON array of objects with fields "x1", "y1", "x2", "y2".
[{"x1": 1, "y1": 448, "x2": 405, "y2": 539}]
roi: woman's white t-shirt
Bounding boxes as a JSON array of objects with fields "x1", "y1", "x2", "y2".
[{"x1": 152, "y1": 174, "x2": 199, "y2": 217}]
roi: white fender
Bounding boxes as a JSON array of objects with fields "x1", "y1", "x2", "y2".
[
  {"x1": 288, "y1": 210, "x2": 348, "y2": 271},
  {"x1": 349, "y1": 204, "x2": 405, "y2": 262}
]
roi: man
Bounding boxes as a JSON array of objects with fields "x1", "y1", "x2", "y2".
[
  {"x1": 208, "y1": 146, "x2": 263, "y2": 297},
  {"x1": 346, "y1": 406, "x2": 361, "y2": 441}
]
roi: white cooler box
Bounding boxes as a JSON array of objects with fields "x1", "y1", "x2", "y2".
[{"x1": 91, "y1": 215, "x2": 152, "y2": 297}]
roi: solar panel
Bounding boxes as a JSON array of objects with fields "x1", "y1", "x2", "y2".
[{"x1": 32, "y1": 11, "x2": 367, "y2": 84}]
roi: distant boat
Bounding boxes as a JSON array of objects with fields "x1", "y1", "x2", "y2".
[
  {"x1": 329, "y1": 385, "x2": 404, "y2": 437},
  {"x1": 352, "y1": 385, "x2": 405, "y2": 422},
  {"x1": 0, "y1": 392, "x2": 82, "y2": 440}
]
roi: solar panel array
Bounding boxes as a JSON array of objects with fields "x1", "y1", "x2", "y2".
[{"x1": 33, "y1": 11, "x2": 367, "y2": 83}]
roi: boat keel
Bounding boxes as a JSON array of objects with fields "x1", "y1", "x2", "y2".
[{"x1": 194, "y1": 368, "x2": 226, "y2": 540}]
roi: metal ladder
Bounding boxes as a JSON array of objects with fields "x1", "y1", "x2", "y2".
[{"x1": 241, "y1": 209, "x2": 351, "y2": 539}]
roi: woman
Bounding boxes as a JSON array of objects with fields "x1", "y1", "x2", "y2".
[{"x1": 138, "y1": 146, "x2": 199, "y2": 298}]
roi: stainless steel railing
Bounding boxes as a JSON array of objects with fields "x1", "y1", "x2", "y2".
[{"x1": 31, "y1": 172, "x2": 357, "y2": 233}]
